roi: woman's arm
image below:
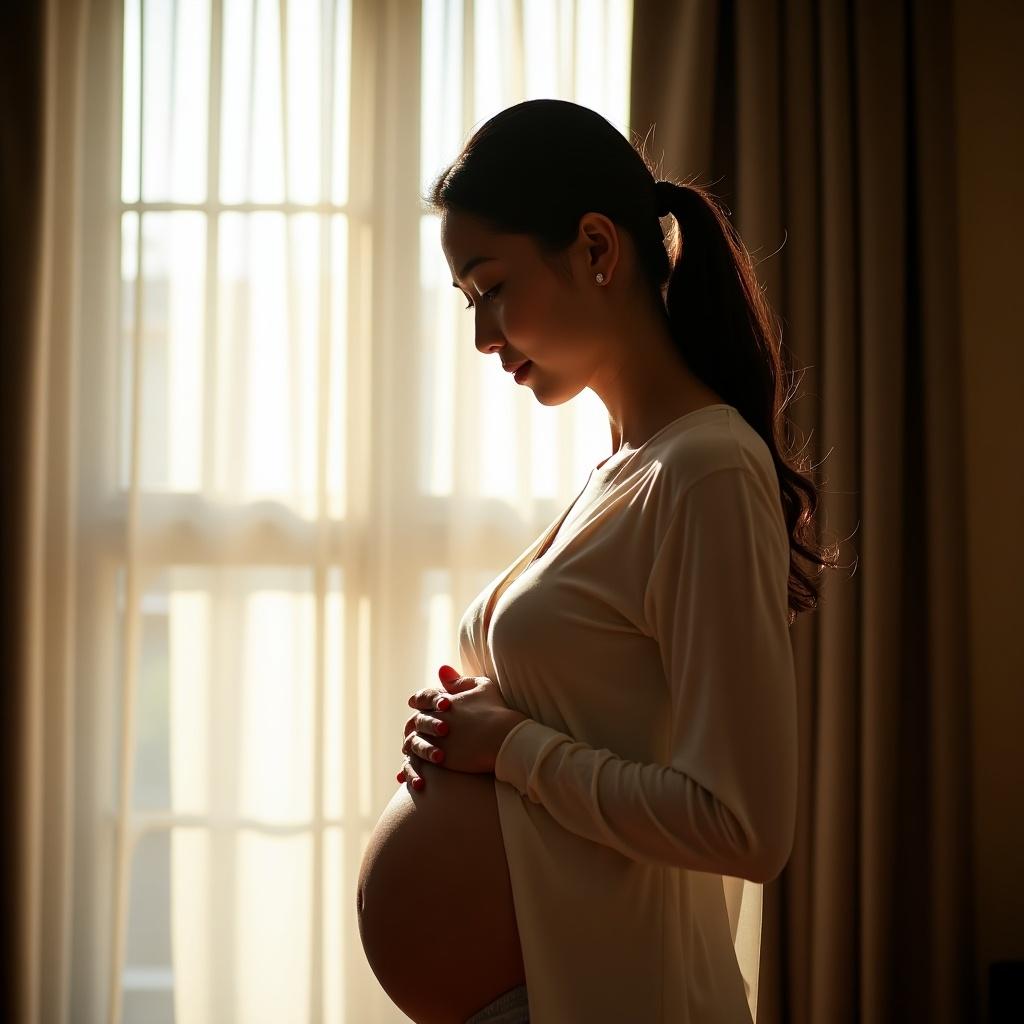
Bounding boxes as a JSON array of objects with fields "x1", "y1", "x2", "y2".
[{"x1": 494, "y1": 467, "x2": 798, "y2": 883}]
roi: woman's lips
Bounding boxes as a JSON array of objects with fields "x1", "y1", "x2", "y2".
[{"x1": 514, "y1": 361, "x2": 532, "y2": 383}]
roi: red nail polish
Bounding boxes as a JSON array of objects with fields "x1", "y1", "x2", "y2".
[
  {"x1": 412, "y1": 777, "x2": 424, "y2": 791},
  {"x1": 396, "y1": 770, "x2": 404, "y2": 783}
]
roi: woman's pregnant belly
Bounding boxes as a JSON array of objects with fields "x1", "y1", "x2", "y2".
[{"x1": 356, "y1": 761, "x2": 526, "y2": 1024}]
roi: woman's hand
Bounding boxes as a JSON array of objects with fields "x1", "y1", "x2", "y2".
[{"x1": 397, "y1": 664, "x2": 528, "y2": 791}]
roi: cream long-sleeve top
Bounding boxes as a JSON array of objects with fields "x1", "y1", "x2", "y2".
[{"x1": 455, "y1": 403, "x2": 798, "y2": 1024}]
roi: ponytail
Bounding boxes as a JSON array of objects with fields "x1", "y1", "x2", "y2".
[{"x1": 654, "y1": 179, "x2": 840, "y2": 624}]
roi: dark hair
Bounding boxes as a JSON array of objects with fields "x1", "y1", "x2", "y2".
[{"x1": 422, "y1": 98, "x2": 841, "y2": 625}]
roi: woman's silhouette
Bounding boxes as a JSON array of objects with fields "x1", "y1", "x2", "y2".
[{"x1": 358, "y1": 98, "x2": 838, "y2": 1024}]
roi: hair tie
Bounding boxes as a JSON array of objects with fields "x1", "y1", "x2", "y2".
[{"x1": 655, "y1": 179, "x2": 675, "y2": 217}]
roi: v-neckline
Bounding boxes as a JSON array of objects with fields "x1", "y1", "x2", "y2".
[
  {"x1": 480, "y1": 468, "x2": 598, "y2": 641},
  {"x1": 478, "y1": 438, "x2": 640, "y2": 641},
  {"x1": 525, "y1": 477, "x2": 590, "y2": 569},
  {"x1": 523, "y1": 444, "x2": 632, "y2": 571},
  {"x1": 477, "y1": 403, "x2": 735, "y2": 642}
]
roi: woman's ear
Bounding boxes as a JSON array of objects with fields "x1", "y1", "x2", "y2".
[{"x1": 577, "y1": 211, "x2": 619, "y2": 285}]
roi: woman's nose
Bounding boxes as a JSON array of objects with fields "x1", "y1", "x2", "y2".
[{"x1": 474, "y1": 325, "x2": 506, "y2": 356}]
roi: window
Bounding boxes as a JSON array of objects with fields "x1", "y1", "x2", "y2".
[{"x1": 74, "y1": 1, "x2": 632, "y2": 1019}]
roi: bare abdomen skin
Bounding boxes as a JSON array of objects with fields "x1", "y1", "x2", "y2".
[{"x1": 356, "y1": 763, "x2": 526, "y2": 1023}]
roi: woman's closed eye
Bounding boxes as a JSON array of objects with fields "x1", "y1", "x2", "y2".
[{"x1": 464, "y1": 284, "x2": 502, "y2": 310}]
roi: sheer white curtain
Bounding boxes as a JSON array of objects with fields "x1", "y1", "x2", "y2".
[{"x1": 33, "y1": 0, "x2": 634, "y2": 1021}]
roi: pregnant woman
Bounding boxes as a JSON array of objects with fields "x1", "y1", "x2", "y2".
[{"x1": 356, "y1": 99, "x2": 834, "y2": 1023}]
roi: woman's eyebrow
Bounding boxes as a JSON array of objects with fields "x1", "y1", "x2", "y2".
[{"x1": 451, "y1": 255, "x2": 496, "y2": 288}]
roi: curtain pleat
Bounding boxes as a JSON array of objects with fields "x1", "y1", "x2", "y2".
[
  {"x1": 2, "y1": 1, "x2": 91, "y2": 1022},
  {"x1": 1, "y1": 2, "x2": 47, "y2": 1019}
]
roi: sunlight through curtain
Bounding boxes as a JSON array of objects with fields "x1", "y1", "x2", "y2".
[{"x1": 59, "y1": 0, "x2": 634, "y2": 1021}]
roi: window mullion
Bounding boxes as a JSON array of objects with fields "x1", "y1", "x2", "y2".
[
  {"x1": 203, "y1": 0, "x2": 223, "y2": 497},
  {"x1": 307, "y1": 0, "x2": 340, "y2": 1020},
  {"x1": 107, "y1": 0, "x2": 149, "y2": 1016}
]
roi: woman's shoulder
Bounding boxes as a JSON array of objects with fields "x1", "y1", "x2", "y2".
[{"x1": 646, "y1": 405, "x2": 768, "y2": 491}]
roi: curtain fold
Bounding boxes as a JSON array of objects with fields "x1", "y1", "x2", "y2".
[
  {"x1": 630, "y1": 1, "x2": 974, "y2": 1022},
  {"x1": 0, "y1": 0, "x2": 43, "y2": 1017},
  {"x1": 2, "y1": 0, "x2": 91, "y2": 1021}
]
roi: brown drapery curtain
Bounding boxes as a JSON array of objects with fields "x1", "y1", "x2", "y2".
[
  {"x1": 1, "y1": 2, "x2": 48, "y2": 1021},
  {"x1": 630, "y1": 1, "x2": 974, "y2": 1021},
  {"x1": 2, "y1": 0, "x2": 92, "y2": 1020}
]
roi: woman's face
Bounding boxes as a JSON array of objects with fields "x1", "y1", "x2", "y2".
[{"x1": 440, "y1": 208, "x2": 621, "y2": 406}]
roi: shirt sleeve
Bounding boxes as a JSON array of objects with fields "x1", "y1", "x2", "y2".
[{"x1": 493, "y1": 465, "x2": 798, "y2": 882}]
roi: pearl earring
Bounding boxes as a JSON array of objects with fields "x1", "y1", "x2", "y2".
[{"x1": 595, "y1": 273, "x2": 605, "y2": 284}]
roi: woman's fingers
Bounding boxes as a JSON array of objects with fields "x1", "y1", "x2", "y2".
[
  {"x1": 397, "y1": 755, "x2": 425, "y2": 791},
  {"x1": 402, "y1": 728, "x2": 445, "y2": 764},
  {"x1": 400, "y1": 710, "x2": 448, "y2": 765},
  {"x1": 408, "y1": 689, "x2": 452, "y2": 712},
  {"x1": 417, "y1": 713, "x2": 449, "y2": 738},
  {"x1": 399, "y1": 690, "x2": 453, "y2": 789}
]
